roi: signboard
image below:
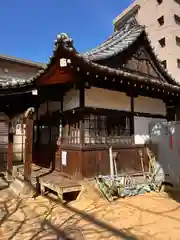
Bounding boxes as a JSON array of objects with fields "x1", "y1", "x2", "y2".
[{"x1": 62, "y1": 151, "x2": 67, "y2": 166}]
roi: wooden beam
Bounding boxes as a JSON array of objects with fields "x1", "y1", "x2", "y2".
[
  {"x1": 79, "y1": 84, "x2": 85, "y2": 108},
  {"x1": 79, "y1": 84, "x2": 85, "y2": 145},
  {"x1": 24, "y1": 117, "x2": 33, "y2": 181},
  {"x1": 80, "y1": 119, "x2": 84, "y2": 145},
  {"x1": 130, "y1": 93, "x2": 135, "y2": 138}
]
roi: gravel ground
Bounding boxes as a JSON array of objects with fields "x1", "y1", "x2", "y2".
[{"x1": 0, "y1": 187, "x2": 180, "y2": 240}]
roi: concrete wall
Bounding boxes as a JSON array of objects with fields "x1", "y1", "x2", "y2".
[
  {"x1": 134, "y1": 116, "x2": 167, "y2": 144},
  {"x1": 149, "y1": 121, "x2": 180, "y2": 186},
  {"x1": 114, "y1": 0, "x2": 180, "y2": 82}
]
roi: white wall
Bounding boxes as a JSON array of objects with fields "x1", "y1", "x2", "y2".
[
  {"x1": 85, "y1": 87, "x2": 130, "y2": 111},
  {"x1": 63, "y1": 89, "x2": 79, "y2": 111},
  {"x1": 134, "y1": 96, "x2": 166, "y2": 115},
  {"x1": 149, "y1": 121, "x2": 180, "y2": 186},
  {"x1": 134, "y1": 96, "x2": 166, "y2": 144},
  {"x1": 13, "y1": 124, "x2": 25, "y2": 162},
  {"x1": 85, "y1": 87, "x2": 166, "y2": 116},
  {"x1": 85, "y1": 88, "x2": 167, "y2": 145},
  {"x1": 134, "y1": 117, "x2": 167, "y2": 144}
]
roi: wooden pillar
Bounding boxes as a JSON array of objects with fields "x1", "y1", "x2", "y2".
[
  {"x1": 24, "y1": 117, "x2": 33, "y2": 181},
  {"x1": 7, "y1": 118, "x2": 13, "y2": 180},
  {"x1": 80, "y1": 120, "x2": 84, "y2": 145},
  {"x1": 54, "y1": 93, "x2": 63, "y2": 171},
  {"x1": 130, "y1": 93, "x2": 135, "y2": 139},
  {"x1": 79, "y1": 84, "x2": 85, "y2": 145}
]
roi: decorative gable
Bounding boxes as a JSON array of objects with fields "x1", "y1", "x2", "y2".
[{"x1": 122, "y1": 48, "x2": 160, "y2": 78}]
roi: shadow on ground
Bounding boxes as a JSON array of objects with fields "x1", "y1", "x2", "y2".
[
  {"x1": 0, "y1": 186, "x2": 138, "y2": 240},
  {"x1": 1, "y1": 179, "x2": 180, "y2": 240}
]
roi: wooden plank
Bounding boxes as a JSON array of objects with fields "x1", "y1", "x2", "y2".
[
  {"x1": 24, "y1": 117, "x2": 33, "y2": 181},
  {"x1": 38, "y1": 170, "x2": 81, "y2": 195},
  {"x1": 40, "y1": 180, "x2": 81, "y2": 197}
]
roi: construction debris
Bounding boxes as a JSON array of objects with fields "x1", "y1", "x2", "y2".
[
  {"x1": 96, "y1": 175, "x2": 159, "y2": 202},
  {"x1": 96, "y1": 145, "x2": 165, "y2": 202}
]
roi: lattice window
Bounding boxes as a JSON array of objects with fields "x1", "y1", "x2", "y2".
[
  {"x1": 84, "y1": 115, "x2": 106, "y2": 144},
  {"x1": 84, "y1": 114, "x2": 131, "y2": 145},
  {"x1": 63, "y1": 117, "x2": 80, "y2": 144}
]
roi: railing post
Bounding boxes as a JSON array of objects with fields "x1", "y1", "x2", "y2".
[{"x1": 24, "y1": 108, "x2": 34, "y2": 181}]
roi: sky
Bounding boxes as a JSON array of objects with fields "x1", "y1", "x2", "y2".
[{"x1": 0, "y1": 0, "x2": 134, "y2": 63}]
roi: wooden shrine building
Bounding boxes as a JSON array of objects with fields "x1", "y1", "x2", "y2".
[{"x1": 1, "y1": 12, "x2": 180, "y2": 180}]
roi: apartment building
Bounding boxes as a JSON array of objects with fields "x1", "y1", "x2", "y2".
[{"x1": 113, "y1": 0, "x2": 180, "y2": 82}]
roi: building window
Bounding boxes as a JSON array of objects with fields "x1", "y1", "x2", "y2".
[
  {"x1": 84, "y1": 114, "x2": 131, "y2": 145},
  {"x1": 63, "y1": 117, "x2": 80, "y2": 144},
  {"x1": 161, "y1": 60, "x2": 167, "y2": 69},
  {"x1": 174, "y1": 0, "x2": 180, "y2": 5},
  {"x1": 176, "y1": 36, "x2": 180, "y2": 46},
  {"x1": 157, "y1": 16, "x2": 164, "y2": 26},
  {"x1": 174, "y1": 14, "x2": 180, "y2": 25},
  {"x1": 157, "y1": 0, "x2": 163, "y2": 4},
  {"x1": 177, "y1": 59, "x2": 180, "y2": 68},
  {"x1": 159, "y1": 38, "x2": 166, "y2": 47}
]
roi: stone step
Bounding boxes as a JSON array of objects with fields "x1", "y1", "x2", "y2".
[
  {"x1": 0, "y1": 174, "x2": 9, "y2": 190},
  {"x1": 10, "y1": 178, "x2": 36, "y2": 198}
]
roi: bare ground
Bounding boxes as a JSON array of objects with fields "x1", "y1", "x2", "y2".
[{"x1": 0, "y1": 185, "x2": 180, "y2": 240}]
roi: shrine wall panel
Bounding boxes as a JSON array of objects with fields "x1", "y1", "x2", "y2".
[
  {"x1": 134, "y1": 96, "x2": 166, "y2": 116},
  {"x1": 63, "y1": 89, "x2": 79, "y2": 111},
  {"x1": 85, "y1": 87, "x2": 131, "y2": 111},
  {"x1": 55, "y1": 146, "x2": 149, "y2": 180}
]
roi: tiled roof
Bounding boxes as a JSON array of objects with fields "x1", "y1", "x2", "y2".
[
  {"x1": 0, "y1": 54, "x2": 45, "y2": 68},
  {"x1": 0, "y1": 13, "x2": 180, "y2": 95},
  {"x1": 83, "y1": 17, "x2": 143, "y2": 61},
  {"x1": 0, "y1": 55, "x2": 45, "y2": 89}
]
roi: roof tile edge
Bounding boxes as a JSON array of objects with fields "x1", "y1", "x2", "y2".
[
  {"x1": 0, "y1": 54, "x2": 45, "y2": 69},
  {"x1": 113, "y1": 3, "x2": 139, "y2": 26}
]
